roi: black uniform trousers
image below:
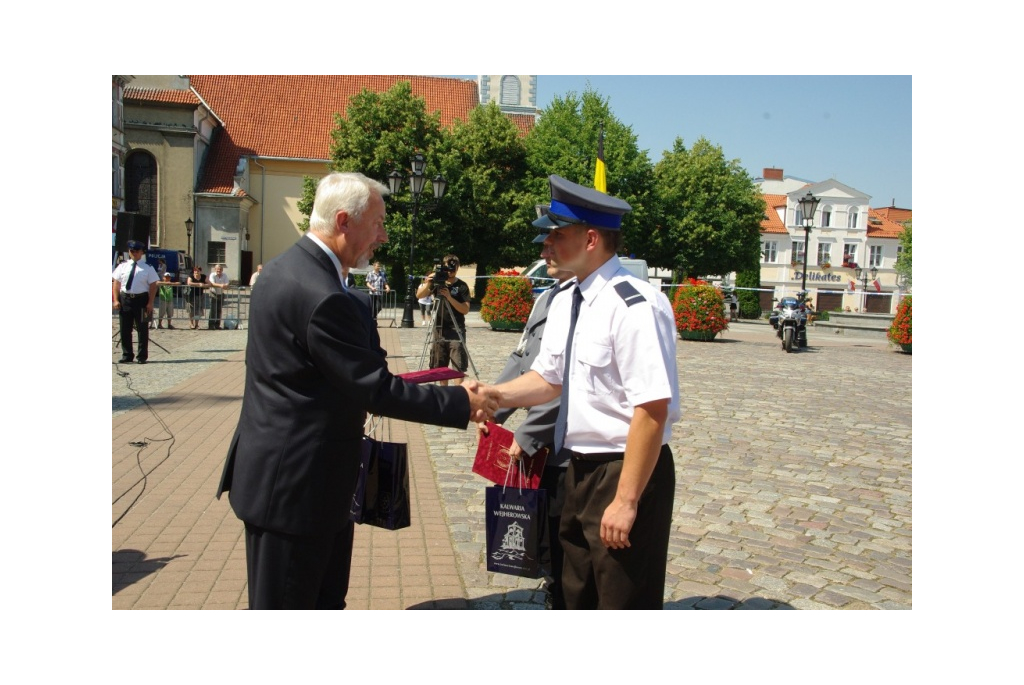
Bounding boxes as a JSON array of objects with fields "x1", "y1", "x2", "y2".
[
  {"x1": 244, "y1": 520, "x2": 354, "y2": 609},
  {"x1": 118, "y1": 292, "x2": 150, "y2": 362},
  {"x1": 559, "y1": 445, "x2": 675, "y2": 609},
  {"x1": 539, "y1": 465, "x2": 568, "y2": 610}
]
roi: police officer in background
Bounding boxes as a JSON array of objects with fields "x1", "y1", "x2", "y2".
[
  {"x1": 482, "y1": 222, "x2": 575, "y2": 609},
  {"x1": 494, "y1": 175, "x2": 680, "y2": 609},
  {"x1": 112, "y1": 240, "x2": 160, "y2": 363}
]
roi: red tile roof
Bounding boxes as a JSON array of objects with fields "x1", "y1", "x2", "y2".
[
  {"x1": 866, "y1": 209, "x2": 908, "y2": 239},
  {"x1": 187, "y1": 75, "x2": 484, "y2": 194},
  {"x1": 125, "y1": 88, "x2": 201, "y2": 105},
  {"x1": 506, "y1": 113, "x2": 537, "y2": 137},
  {"x1": 760, "y1": 194, "x2": 789, "y2": 235},
  {"x1": 759, "y1": 193, "x2": 908, "y2": 240},
  {"x1": 873, "y1": 206, "x2": 912, "y2": 225}
]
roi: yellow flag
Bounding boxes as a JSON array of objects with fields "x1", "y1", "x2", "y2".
[{"x1": 594, "y1": 125, "x2": 607, "y2": 193}]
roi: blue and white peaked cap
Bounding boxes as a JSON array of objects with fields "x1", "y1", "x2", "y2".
[{"x1": 531, "y1": 174, "x2": 632, "y2": 231}]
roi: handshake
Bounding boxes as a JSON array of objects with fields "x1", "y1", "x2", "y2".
[{"x1": 461, "y1": 379, "x2": 502, "y2": 423}]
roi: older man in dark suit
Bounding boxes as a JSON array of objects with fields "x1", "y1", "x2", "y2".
[{"x1": 217, "y1": 172, "x2": 498, "y2": 609}]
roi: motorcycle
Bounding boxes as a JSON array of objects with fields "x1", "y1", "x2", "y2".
[{"x1": 770, "y1": 296, "x2": 808, "y2": 353}]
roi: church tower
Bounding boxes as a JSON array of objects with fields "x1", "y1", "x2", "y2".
[{"x1": 477, "y1": 75, "x2": 539, "y2": 116}]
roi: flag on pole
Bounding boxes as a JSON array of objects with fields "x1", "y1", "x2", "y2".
[
  {"x1": 873, "y1": 278, "x2": 882, "y2": 293},
  {"x1": 594, "y1": 124, "x2": 607, "y2": 193}
]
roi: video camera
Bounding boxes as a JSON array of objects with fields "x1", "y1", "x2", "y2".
[{"x1": 430, "y1": 257, "x2": 458, "y2": 293}]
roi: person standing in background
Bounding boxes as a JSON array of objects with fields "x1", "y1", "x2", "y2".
[{"x1": 112, "y1": 240, "x2": 160, "y2": 363}]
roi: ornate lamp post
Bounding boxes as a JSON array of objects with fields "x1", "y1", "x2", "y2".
[
  {"x1": 387, "y1": 153, "x2": 447, "y2": 328},
  {"x1": 797, "y1": 191, "x2": 820, "y2": 300},
  {"x1": 185, "y1": 217, "x2": 194, "y2": 257},
  {"x1": 856, "y1": 265, "x2": 879, "y2": 312}
]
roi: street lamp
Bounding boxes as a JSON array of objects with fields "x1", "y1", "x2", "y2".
[
  {"x1": 856, "y1": 265, "x2": 879, "y2": 312},
  {"x1": 185, "y1": 217, "x2": 194, "y2": 257},
  {"x1": 387, "y1": 153, "x2": 447, "y2": 328},
  {"x1": 797, "y1": 191, "x2": 820, "y2": 299}
]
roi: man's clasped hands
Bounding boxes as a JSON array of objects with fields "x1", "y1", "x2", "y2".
[{"x1": 461, "y1": 380, "x2": 503, "y2": 424}]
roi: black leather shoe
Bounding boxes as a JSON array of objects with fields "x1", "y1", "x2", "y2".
[
  {"x1": 136, "y1": 359, "x2": 147, "y2": 364},
  {"x1": 119, "y1": 357, "x2": 133, "y2": 364}
]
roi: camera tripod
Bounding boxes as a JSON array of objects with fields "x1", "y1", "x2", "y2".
[{"x1": 417, "y1": 294, "x2": 478, "y2": 379}]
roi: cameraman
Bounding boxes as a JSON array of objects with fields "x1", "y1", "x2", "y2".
[{"x1": 416, "y1": 253, "x2": 470, "y2": 386}]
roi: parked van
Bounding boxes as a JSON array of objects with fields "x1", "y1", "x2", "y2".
[{"x1": 145, "y1": 249, "x2": 193, "y2": 283}]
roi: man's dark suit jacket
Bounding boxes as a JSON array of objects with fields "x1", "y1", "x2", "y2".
[
  {"x1": 492, "y1": 281, "x2": 571, "y2": 467},
  {"x1": 217, "y1": 235, "x2": 470, "y2": 537}
]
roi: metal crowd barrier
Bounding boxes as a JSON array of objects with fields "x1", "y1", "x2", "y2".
[
  {"x1": 112, "y1": 283, "x2": 252, "y2": 330},
  {"x1": 363, "y1": 288, "x2": 398, "y2": 327},
  {"x1": 115, "y1": 284, "x2": 403, "y2": 329}
]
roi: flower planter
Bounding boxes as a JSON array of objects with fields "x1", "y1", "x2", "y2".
[
  {"x1": 489, "y1": 321, "x2": 525, "y2": 332},
  {"x1": 899, "y1": 343, "x2": 911, "y2": 354},
  {"x1": 679, "y1": 329, "x2": 717, "y2": 341},
  {"x1": 480, "y1": 275, "x2": 533, "y2": 332},
  {"x1": 672, "y1": 279, "x2": 728, "y2": 341}
]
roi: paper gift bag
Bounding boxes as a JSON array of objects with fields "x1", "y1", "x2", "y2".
[
  {"x1": 350, "y1": 417, "x2": 411, "y2": 530},
  {"x1": 485, "y1": 484, "x2": 547, "y2": 578},
  {"x1": 473, "y1": 422, "x2": 546, "y2": 489}
]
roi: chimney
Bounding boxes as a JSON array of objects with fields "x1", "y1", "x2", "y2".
[{"x1": 764, "y1": 168, "x2": 783, "y2": 181}]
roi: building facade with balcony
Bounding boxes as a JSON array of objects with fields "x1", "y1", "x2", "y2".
[{"x1": 755, "y1": 168, "x2": 910, "y2": 315}]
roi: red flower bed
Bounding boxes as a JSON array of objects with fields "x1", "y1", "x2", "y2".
[
  {"x1": 671, "y1": 278, "x2": 729, "y2": 336},
  {"x1": 888, "y1": 295, "x2": 912, "y2": 345},
  {"x1": 480, "y1": 275, "x2": 533, "y2": 326}
]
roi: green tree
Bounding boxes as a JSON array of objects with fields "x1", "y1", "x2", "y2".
[
  {"x1": 895, "y1": 220, "x2": 912, "y2": 289},
  {"x1": 734, "y1": 268, "x2": 762, "y2": 319},
  {"x1": 296, "y1": 81, "x2": 453, "y2": 297},
  {"x1": 524, "y1": 87, "x2": 659, "y2": 264},
  {"x1": 444, "y1": 101, "x2": 531, "y2": 296},
  {"x1": 652, "y1": 137, "x2": 764, "y2": 280}
]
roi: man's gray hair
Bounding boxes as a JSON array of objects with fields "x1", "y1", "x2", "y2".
[{"x1": 309, "y1": 172, "x2": 389, "y2": 239}]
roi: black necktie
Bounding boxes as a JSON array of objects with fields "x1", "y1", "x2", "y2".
[
  {"x1": 553, "y1": 286, "x2": 582, "y2": 455},
  {"x1": 125, "y1": 262, "x2": 137, "y2": 291}
]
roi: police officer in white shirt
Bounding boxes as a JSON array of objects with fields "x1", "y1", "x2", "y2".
[
  {"x1": 494, "y1": 175, "x2": 680, "y2": 609},
  {"x1": 112, "y1": 240, "x2": 160, "y2": 363}
]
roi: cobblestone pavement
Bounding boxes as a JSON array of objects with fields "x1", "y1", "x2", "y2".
[
  {"x1": 395, "y1": 316, "x2": 911, "y2": 609},
  {"x1": 112, "y1": 313, "x2": 911, "y2": 609}
]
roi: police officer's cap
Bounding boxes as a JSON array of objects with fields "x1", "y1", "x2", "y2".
[
  {"x1": 531, "y1": 175, "x2": 632, "y2": 231},
  {"x1": 532, "y1": 205, "x2": 552, "y2": 243},
  {"x1": 127, "y1": 240, "x2": 145, "y2": 251}
]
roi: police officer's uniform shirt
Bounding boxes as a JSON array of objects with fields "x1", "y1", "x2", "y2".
[
  {"x1": 112, "y1": 258, "x2": 160, "y2": 295},
  {"x1": 531, "y1": 255, "x2": 680, "y2": 453}
]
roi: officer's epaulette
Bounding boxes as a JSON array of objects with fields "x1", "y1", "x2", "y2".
[{"x1": 613, "y1": 281, "x2": 645, "y2": 307}]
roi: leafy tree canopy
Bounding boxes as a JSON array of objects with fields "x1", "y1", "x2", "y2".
[
  {"x1": 653, "y1": 137, "x2": 765, "y2": 279},
  {"x1": 524, "y1": 87, "x2": 659, "y2": 263},
  {"x1": 445, "y1": 101, "x2": 531, "y2": 278},
  {"x1": 895, "y1": 220, "x2": 912, "y2": 288}
]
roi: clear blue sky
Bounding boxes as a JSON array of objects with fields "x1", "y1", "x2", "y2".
[{"x1": 459, "y1": 75, "x2": 912, "y2": 209}]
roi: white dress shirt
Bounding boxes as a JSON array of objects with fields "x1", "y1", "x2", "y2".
[{"x1": 531, "y1": 255, "x2": 680, "y2": 452}]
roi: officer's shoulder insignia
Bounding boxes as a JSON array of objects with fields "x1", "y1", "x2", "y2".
[{"x1": 614, "y1": 281, "x2": 645, "y2": 307}]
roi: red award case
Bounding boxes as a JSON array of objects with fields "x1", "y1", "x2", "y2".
[{"x1": 473, "y1": 422, "x2": 546, "y2": 489}]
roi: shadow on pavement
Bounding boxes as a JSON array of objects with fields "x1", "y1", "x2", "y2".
[
  {"x1": 665, "y1": 595, "x2": 796, "y2": 610},
  {"x1": 112, "y1": 549, "x2": 186, "y2": 595}
]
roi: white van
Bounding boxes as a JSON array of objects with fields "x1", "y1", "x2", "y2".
[{"x1": 522, "y1": 256, "x2": 650, "y2": 297}]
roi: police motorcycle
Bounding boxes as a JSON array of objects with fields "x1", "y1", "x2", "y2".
[{"x1": 769, "y1": 294, "x2": 808, "y2": 353}]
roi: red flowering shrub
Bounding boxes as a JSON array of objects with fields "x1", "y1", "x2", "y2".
[
  {"x1": 888, "y1": 295, "x2": 912, "y2": 346},
  {"x1": 671, "y1": 279, "x2": 729, "y2": 336},
  {"x1": 480, "y1": 275, "x2": 533, "y2": 327}
]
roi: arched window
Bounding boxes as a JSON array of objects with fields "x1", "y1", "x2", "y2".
[
  {"x1": 500, "y1": 76, "x2": 521, "y2": 106},
  {"x1": 125, "y1": 150, "x2": 158, "y2": 244}
]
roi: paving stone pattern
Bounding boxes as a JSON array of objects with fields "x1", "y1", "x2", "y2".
[{"x1": 112, "y1": 314, "x2": 911, "y2": 609}]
